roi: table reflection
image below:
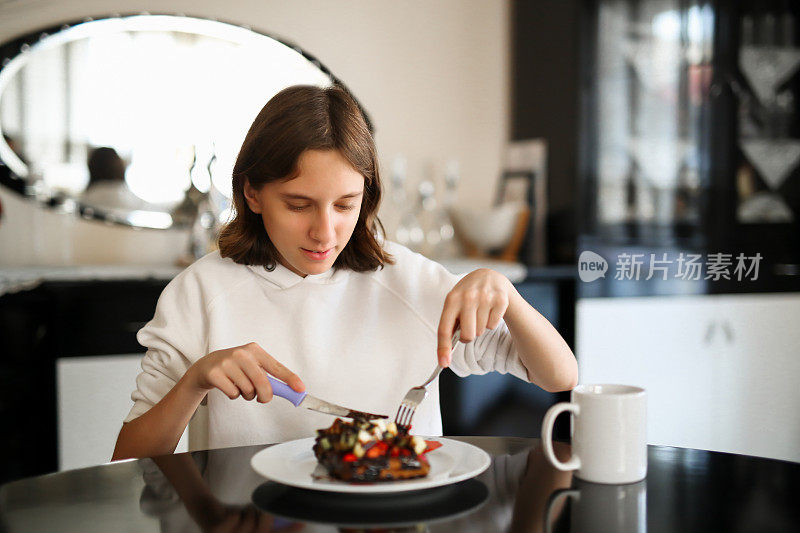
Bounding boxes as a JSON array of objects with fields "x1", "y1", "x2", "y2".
[
  {"x1": 137, "y1": 439, "x2": 574, "y2": 532},
  {"x1": 2, "y1": 438, "x2": 797, "y2": 531}
]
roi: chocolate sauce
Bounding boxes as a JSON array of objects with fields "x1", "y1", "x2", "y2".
[{"x1": 345, "y1": 409, "x2": 387, "y2": 420}]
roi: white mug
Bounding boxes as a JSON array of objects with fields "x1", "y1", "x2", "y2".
[
  {"x1": 541, "y1": 384, "x2": 647, "y2": 484},
  {"x1": 545, "y1": 479, "x2": 647, "y2": 533}
]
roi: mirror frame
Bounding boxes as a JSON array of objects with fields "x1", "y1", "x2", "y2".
[{"x1": 0, "y1": 13, "x2": 372, "y2": 229}]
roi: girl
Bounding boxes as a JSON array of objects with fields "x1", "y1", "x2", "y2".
[{"x1": 112, "y1": 85, "x2": 576, "y2": 460}]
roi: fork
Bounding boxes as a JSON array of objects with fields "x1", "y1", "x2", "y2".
[{"x1": 394, "y1": 329, "x2": 461, "y2": 429}]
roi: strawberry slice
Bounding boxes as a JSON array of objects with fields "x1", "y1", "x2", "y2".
[
  {"x1": 424, "y1": 440, "x2": 443, "y2": 453},
  {"x1": 366, "y1": 443, "x2": 388, "y2": 459}
]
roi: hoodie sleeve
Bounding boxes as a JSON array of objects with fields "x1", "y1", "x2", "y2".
[
  {"x1": 383, "y1": 242, "x2": 531, "y2": 383},
  {"x1": 123, "y1": 268, "x2": 209, "y2": 423},
  {"x1": 448, "y1": 320, "x2": 530, "y2": 382}
]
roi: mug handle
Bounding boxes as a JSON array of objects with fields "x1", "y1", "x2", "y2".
[
  {"x1": 541, "y1": 402, "x2": 581, "y2": 471},
  {"x1": 544, "y1": 488, "x2": 580, "y2": 533}
]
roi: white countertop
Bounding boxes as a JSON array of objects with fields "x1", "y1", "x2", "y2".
[
  {"x1": 0, "y1": 265, "x2": 183, "y2": 296},
  {"x1": 438, "y1": 258, "x2": 528, "y2": 283}
]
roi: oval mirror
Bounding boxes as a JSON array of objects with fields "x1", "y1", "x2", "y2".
[{"x1": 0, "y1": 14, "x2": 367, "y2": 229}]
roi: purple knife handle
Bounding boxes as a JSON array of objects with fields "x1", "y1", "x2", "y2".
[{"x1": 267, "y1": 375, "x2": 307, "y2": 406}]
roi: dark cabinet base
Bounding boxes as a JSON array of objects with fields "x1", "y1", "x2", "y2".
[{"x1": 0, "y1": 279, "x2": 168, "y2": 484}]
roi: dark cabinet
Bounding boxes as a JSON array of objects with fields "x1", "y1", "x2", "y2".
[
  {"x1": 577, "y1": 0, "x2": 800, "y2": 297},
  {"x1": 0, "y1": 289, "x2": 54, "y2": 484},
  {"x1": 511, "y1": 0, "x2": 583, "y2": 266},
  {"x1": 0, "y1": 280, "x2": 168, "y2": 484}
]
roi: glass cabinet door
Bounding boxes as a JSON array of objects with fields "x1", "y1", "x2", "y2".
[
  {"x1": 585, "y1": 0, "x2": 714, "y2": 245},
  {"x1": 580, "y1": 0, "x2": 800, "y2": 295},
  {"x1": 714, "y1": 0, "x2": 800, "y2": 291},
  {"x1": 730, "y1": 2, "x2": 800, "y2": 225}
]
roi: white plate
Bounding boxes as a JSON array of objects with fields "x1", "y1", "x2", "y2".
[{"x1": 251, "y1": 437, "x2": 491, "y2": 493}]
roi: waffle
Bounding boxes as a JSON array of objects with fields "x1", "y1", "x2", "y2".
[{"x1": 312, "y1": 418, "x2": 436, "y2": 482}]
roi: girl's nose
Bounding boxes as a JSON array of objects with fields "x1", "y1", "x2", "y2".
[{"x1": 310, "y1": 208, "x2": 336, "y2": 243}]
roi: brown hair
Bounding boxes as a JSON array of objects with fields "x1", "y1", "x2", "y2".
[{"x1": 218, "y1": 85, "x2": 393, "y2": 271}]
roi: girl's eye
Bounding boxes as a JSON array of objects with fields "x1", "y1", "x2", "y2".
[{"x1": 286, "y1": 203, "x2": 355, "y2": 212}]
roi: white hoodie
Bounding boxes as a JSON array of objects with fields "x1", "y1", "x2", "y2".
[{"x1": 124, "y1": 241, "x2": 529, "y2": 449}]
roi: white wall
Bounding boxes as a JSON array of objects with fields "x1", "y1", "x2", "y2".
[{"x1": 0, "y1": 0, "x2": 511, "y2": 265}]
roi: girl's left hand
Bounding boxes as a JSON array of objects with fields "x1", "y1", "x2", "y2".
[{"x1": 437, "y1": 268, "x2": 515, "y2": 367}]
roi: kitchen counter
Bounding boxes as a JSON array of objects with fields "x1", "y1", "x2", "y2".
[
  {"x1": 0, "y1": 258, "x2": 575, "y2": 297},
  {"x1": 0, "y1": 264, "x2": 181, "y2": 296}
]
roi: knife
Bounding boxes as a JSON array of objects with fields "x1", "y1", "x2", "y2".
[{"x1": 266, "y1": 375, "x2": 388, "y2": 420}]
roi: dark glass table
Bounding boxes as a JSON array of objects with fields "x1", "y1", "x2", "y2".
[{"x1": 1, "y1": 436, "x2": 798, "y2": 532}]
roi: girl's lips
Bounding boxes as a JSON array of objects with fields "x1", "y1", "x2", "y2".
[{"x1": 301, "y1": 248, "x2": 333, "y2": 261}]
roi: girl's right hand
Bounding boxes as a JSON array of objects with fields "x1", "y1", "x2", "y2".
[{"x1": 187, "y1": 342, "x2": 305, "y2": 402}]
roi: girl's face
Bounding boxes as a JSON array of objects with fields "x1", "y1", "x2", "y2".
[{"x1": 244, "y1": 149, "x2": 364, "y2": 277}]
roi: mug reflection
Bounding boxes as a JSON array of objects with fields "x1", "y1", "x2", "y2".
[{"x1": 545, "y1": 477, "x2": 647, "y2": 533}]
